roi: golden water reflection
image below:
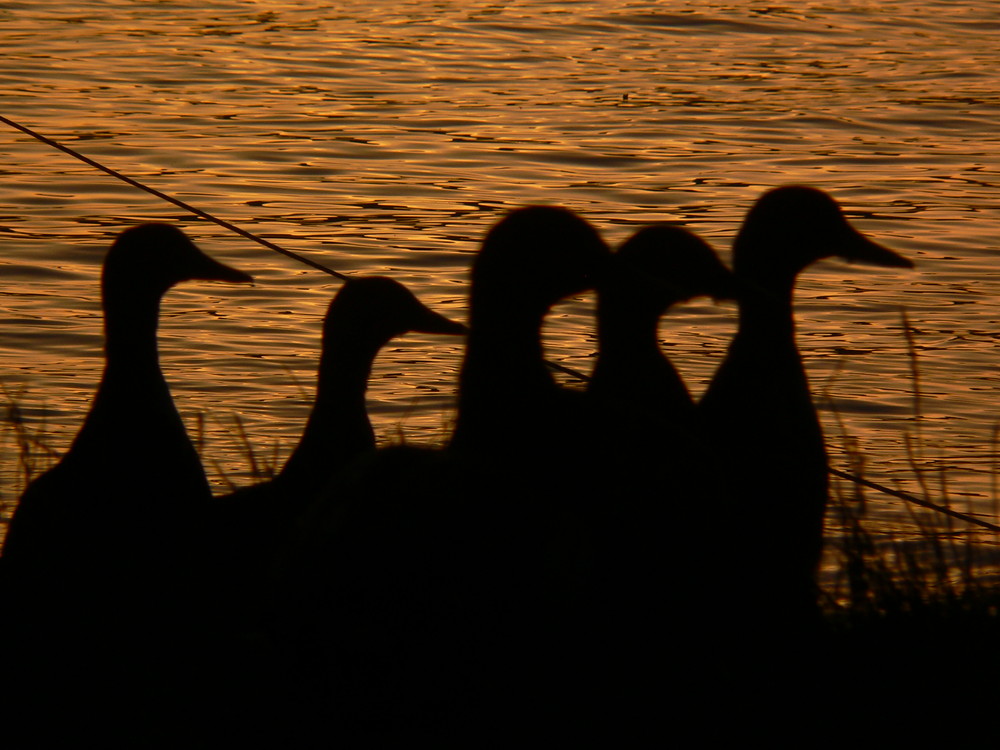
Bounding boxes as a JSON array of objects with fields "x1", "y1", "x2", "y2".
[{"x1": 1, "y1": 0, "x2": 999, "y2": 538}]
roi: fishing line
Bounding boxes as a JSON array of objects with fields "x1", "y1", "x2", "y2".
[
  {"x1": 8, "y1": 116, "x2": 985, "y2": 513},
  {"x1": 829, "y1": 467, "x2": 1000, "y2": 533},
  {"x1": 0, "y1": 114, "x2": 597, "y2": 382},
  {"x1": 0, "y1": 113, "x2": 349, "y2": 281}
]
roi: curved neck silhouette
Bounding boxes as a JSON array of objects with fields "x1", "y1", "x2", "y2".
[
  {"x1": 2, "y1": 222, "x2": 250, "y2": 582},
  {"x1": 452, "y1": 302, "x2": 556, "y2": 454},
  {"x1": 591, "y1": 290, "x2": 692, "y2": 422},
  {"x1": 103, "y1": 284, "x2": 164, "y2": 376},
  {"x1": 62, "y1": 269, "x2": 213, "y2": 505},
  {"x1": 277, "y1": 325, "x2": 382, "y2": 492},
  {"x1": 717, "y1": 273, "x2": 804, "y2": 405},
  {"x1": 241, "y1": 277, "x2": 465, "y2": 499}
]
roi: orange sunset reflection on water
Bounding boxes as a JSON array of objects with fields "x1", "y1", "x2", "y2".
[{"x1": 1, "y1": 0, "x2": 999, "y2": 554}]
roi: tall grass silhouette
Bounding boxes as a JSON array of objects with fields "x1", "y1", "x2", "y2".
[{"x1": 819, "y1": 313, "x2": 1000, "y2": 620}]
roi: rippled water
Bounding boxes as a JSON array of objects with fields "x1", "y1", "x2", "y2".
[{"x1": 1, "y1": 0, "x2": 999, "y2": 533}]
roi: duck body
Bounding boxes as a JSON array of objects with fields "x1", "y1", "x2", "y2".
[
  {"x1": 4, "y1": 223, "x2": 250, "y2": 574},
  {"x1": 10, "y1": 298, "x2": 210, "y2": 572},
  {"x1": 697, "y1": 186, "x2": 912, "y2": 623},
  {"x1": 0, "y1": 223, "x2": 251, "y2": 743},
  {"x1": 584, "y1": 224, "x2": 736, "y2": 701},
  {"x1": 213, "y1": 277, "x2": 464, "y2": 642},
  {"x1": 276, "y1": 206, "x2": 611, "y2": 738}
]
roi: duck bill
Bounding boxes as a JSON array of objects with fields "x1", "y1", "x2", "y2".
[
  {"x1": 411, "y1": 307, "x2": 468, "y2": 336},
  {"x1": 838, "y1": 227, "x2": 913, "y2": 269},
  {"x1": 192, "y1": 253, "x2": 255, "y2": 284}
]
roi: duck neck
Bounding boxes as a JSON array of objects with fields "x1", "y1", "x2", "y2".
[
  {"x1": 101, "y1": 286, "x2": 168, "y2": 393},
  {"x1": 71, "y1": 278, "x2": 211, "y2": 505},
  {"x1": 279, "y1": 333, "x2": 381, "y2": 488},
  {"x1": 465, "y1": 302, "x2": 551, "y2": 386},
  {"x1": 713, "y1": 267, "x2": 813, "y2": 412},
  {"x1": 453, "y1": 304, "x2": 554, "y2": 448},
  {"x1": 75, "y1": 283, "x2": 185, "y2": 468},
  {"x1": 595, "y1": 296, "x2": 672, "y2": 371},
  {"x1": 593, "y1": 295, "x2": 691, "y2": 412},
  {"x1": 730, "y1": 232, "x2": 805, "y2": 341},
  {"x1": 738, "y1": 289, "x2": 795, "y2": 344}
]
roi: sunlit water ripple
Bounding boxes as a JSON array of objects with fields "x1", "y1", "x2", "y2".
[{"x1": 1, "y1": 0, "x2": 999, "y2": 540}]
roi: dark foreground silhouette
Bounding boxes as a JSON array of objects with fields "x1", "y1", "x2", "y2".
[
  {"x1": 7, "y1": 193, "x2": 995, "y2": 746},
  {"x1": 1, "y1": 224, "x2": 251, "y2": 745},
  {"x1": 208, "y1": 277, "x2": 464, "y2": 634},
  {"x1": 584, "y1": 224, "x2": 738, "y2": 695},
  {"x1": 698, "y1": 186, "x2": 913, "y2": 628}
]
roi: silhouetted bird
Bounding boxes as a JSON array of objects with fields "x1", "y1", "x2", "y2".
[
  {"x1": 220, "y1": 276, "x2": 464, "y2": 507},
  {"x1": 3, "y1": 223, "x2": 251, "y2": 576},
  {"x1": 697, "y1": 185, "x2": 912, "y2": 625},
  {"x1": 450, "y1": 204, "x2": 610, "y2": 459},
  {"x1": 275, "y1": 207, "x2": 611, "y2": 742},
  {"x1": 584, "y1": 223, "x2": 737, "y2": 719},
  {"x1": 589, "y1": 223, "x2": 735, "y2": 450},
  {"x1": 446, "y1": 204, "x2": 612, "y2": 651},
  {"x1": 0, "y1": 223, "x2": 251, "y2": 743},
  {"x1": 211, "y1": 277, "x2": 464, "y2": 632},
  {"x1": 277, "y1": 278, "x2": 464, "y2": 487},
  {"x1": 440, "y1": 205, "x2": 612, "y2": 732}
]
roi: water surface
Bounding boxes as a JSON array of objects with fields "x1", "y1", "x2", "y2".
[{"x1": 1, "y1": 0, "x2": 999, "y2": 536}]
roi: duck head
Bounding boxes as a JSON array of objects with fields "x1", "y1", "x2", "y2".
[
  {"x1": 608, "y1": 224, "x2": 737, "y2": 316},
  {"x1": 323, "y1": 276, "x2": 466, "y2": 348},
  {"x1": 732, "y1": 186, "x2": 912, "y2": 289},
  {"x1": 469, "y1": 206, "x2": 611, "y2": 322},
  {"x1": 102, "y1": 223, "x2": 252, "y2": 300}
]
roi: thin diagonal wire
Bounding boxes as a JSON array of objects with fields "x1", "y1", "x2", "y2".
[
  {"x1": 0, "y1": 113, "x2": 349, "y2": 281},
  {"x1": 830, "y1": 467, "x2": 1000, "y2": 533},
  {"x1": 9, "y1": 114, "x2": 998, "y2": 517},
  {"x1": 0, "y1": 114, "x2": 594, "y2": 382}
]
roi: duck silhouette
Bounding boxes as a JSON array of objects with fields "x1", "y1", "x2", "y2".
[
  {"x1": 0, "y1": 223, "x2": 251, "y2": 743},
  {"x1": 583, "y1": 224, "x2": 737, "y2": 714},
  {"x1": 440, "y1": 206, "x2": 612, "y2": 731},
  {"x1": 221, "y1": 276, "x2": 464, "y2": 507},
  {"x1": 449, "y1": 205, "x2": 610, "y2": 460},
  {"x1": 696, "y1": 185, "x2": 912, "y2": 624},
  {"x1": 589, "y1": 223, "x2": 735, "y2": 449},
  {"x1": 3, "y1": 223, "x2": 251, "y2": 570},
  {"x1": 275, "y1": 207, "x2": 611, "y2": 741},
  {"x1": 211, "y1": 277, "x2": 464, "y2": 633},
  {"x1": 272, "y1": 277, "x2": 465, "y2": 492}
]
